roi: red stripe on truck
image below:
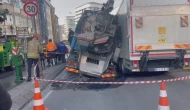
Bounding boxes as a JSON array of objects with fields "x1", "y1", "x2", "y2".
[
  {"x1": 146, "y1": 46, "x2": 151, "y2": 50},
  {"x1": 130, "y1": 0, "x2": 134, "y2": 5},
  {"x1": 131, "y1": 53, "x2": 176, "y2": 57},
  {"x1": 184, "y1": 44, "x2": 190, "y2": 48},
  {"x1": 130, "y1": 17, "x2": 134, "y2": 54},
  {"x1": 137, "y1": 46, "x2": 143, "y2": 50}
]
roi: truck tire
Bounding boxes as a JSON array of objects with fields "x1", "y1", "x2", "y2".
[
  {"x1": 118, "y1": 59, "x2": 129, "y2": 75},
  {"x1": 4, "y1": 58, "x2": 14, "y2": 71}
]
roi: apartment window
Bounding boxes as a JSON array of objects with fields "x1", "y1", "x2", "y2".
[
  {"x1": 5, "y1": 14, "x2": 13, "y2": 25},
  {"x1": 3, "y1": 0, "x2": 10, "y2": 4},
  {"x1": 14, "y1": 0, "x2": 22, "y2": 8}
]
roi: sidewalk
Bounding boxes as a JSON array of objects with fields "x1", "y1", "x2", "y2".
[
  {"x1": 0, "y1": 68, "x2": 27, "y2": 91},
  {"x1": 9, "y1": 64, "x2": 65, "y2": 110}
]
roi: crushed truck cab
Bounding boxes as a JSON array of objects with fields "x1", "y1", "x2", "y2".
[{"x1": 66, "y1": 0, "x2": 190, "y2": 78}]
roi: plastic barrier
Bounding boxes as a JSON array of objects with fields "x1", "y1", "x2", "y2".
[{"x1": 34, "y1": 75, "x2": 190, "y2": 85}]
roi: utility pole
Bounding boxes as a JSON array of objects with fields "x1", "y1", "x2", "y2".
[{"x1": 33, "y1": 16, "x2": 37, "y2": 34}]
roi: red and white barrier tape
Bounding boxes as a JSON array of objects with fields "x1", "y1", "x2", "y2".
[{"x1": 35, "y1": 76, "x2": 190, "y2": 85}]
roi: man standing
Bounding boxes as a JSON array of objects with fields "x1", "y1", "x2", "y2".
[
  {"x1": 27, "y1": 35, "x2": 42, "y2": 82},
  {"x1": 46, "y1": 39, "x2": 57, "y2": 66},
  {"x1": 57, "y1": 41, "x2": 68, "y2": 64},
  {"x1": 68, "y1": 28, "x2": 74, "y2": 45}
]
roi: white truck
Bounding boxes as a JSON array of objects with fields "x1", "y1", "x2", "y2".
[
  {"x1": 117, "y1": 0, "x2": 190, "y2": 74},
  {"x1": 66, "y1": 0, "x2": 190, "y2": 78}
]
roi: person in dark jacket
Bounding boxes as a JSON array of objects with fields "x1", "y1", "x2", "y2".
[
  {"x1": 0, "y1": 82, "x2": 12, "y2": 110},
  {"x1": 57, "y1": 41, "x2": 67, "y2": 63},
  {"x1": 40, "y1": 49, "x2": 46, "y2": 68},
  {"x1": 68, "y1": 28, "x2": 74, "y2": 45}
]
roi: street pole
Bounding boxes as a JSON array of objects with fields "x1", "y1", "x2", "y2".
[{"x1": 33, "y1": 16, "x2": 37, "y2": 34}]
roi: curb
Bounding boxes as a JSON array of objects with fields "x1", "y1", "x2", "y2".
[
  {"x1": 10, "y1": 64, "x2": 65, "y2": 110},
  {"x1": 183, "y1": 67, "x2": 190, "y2": 70}
]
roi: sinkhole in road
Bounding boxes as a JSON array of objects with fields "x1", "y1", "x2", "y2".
[{"x1": 50, "y1": 71, "x2": 166, "y2": 91}]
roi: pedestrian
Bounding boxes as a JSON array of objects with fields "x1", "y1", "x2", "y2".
[
  {"x1": 57, "y1": 41, "x2": 68, "y2": 64},
  {"x1": 44, "y1": 47, "x2": 50, "y2": 66},
  {"x1": 55, "y1": 42, "x2": 59, "y2": 65},
  {"x1": 46, "y1": 39, "x2": 57, "y2": 66},
  {"x1": 68, "y1": 28, "x2": 74, "y2": 45},
  {"x1": 27, "y1": 35, "x2": 42, "y2": 82},
  {"x1": 40, "y1": 49, "x2": 46, "y2": 68},
  {"x1": 0, "y1": 82, "x2": 12, "y2": 110}
]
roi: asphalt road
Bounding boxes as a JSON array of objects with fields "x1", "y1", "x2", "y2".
[
  {"x1": 0, "y1": 68, "x2": 27, "y2": 90},
  {"x1": 24, "y1": 70, "x2": 190, "y2": 110}
]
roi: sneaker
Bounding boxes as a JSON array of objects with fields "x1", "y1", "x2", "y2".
[{"x1": 27, "y1": 78, "x2": 32, "y2": 82}]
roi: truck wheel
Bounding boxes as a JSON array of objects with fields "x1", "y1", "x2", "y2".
[
  {"x1": 4, "y1": 58, "x2": 14, "y2": 71},
  {"x1": 118, "y1": 59, "x2": 129, "y2": 75},
  {"x1": 4, "y1": 66, "x2": 12, "y2": 71}
]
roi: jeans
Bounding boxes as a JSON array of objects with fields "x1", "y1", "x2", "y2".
[
  {"x1": 47, "y1": 50, "x2": 57, "y2": 65},
  {"x1": 27, "y1": 58, "x2": 40, "y2": 79},
  {"x1": 41, "y1": 58, "x2": 45, "y2": 67},
  {"x1": 57, "y1": 53, "x2": 65, "y2": 63}
]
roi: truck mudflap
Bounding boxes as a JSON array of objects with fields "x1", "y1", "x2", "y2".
[{"x1": 131, "y1": 49, "x2": 186, "y2": 72}]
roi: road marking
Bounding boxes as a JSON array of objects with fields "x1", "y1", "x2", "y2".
[{"x1": 43, "y1": 90, "x2": 53, "y2": 101}]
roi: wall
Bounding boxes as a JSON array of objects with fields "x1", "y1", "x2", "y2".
[
  {"x1": 39, "y1": 0, "x2": 48, "y2": 42},
  {"x1": 50, "y1": 5, "x2": 56, "y2": 42},
  {"x1": 45, "y1": 1, "x2": 53, "y2": 40}
]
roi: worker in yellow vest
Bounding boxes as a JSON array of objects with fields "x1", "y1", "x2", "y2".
[{"x1": 27, "y1": 35, "x2": 42, "y2": 82}]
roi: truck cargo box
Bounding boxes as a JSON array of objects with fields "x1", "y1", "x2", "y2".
[{"x1": 119, "y1": 0, "x2": 190, "y2": 60}]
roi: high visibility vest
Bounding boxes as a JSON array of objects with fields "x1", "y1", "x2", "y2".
[
  {"x1": 44, "y1": 50, "x2": 49, "y2": 58},
  {"x1": 27, "y1": 39, "x2": 41, "y2": 59},
  {"x1": 46, "y1": 52, "x2": 50, "y2": 58},
  {"x1": 46, "y1": 42, "x2": 56, "y2": 51}
]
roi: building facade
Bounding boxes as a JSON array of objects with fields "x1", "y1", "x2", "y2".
[
  {"x1": 63, "y1": 16, "x2": 75, "y2": 40},
  {"x1": 50, "y1": 4, "x2": 61, "y2": 43},
  {"x1": 0, "y1": 0, "x2": 60, "y2": 44},
  {"x1": 0, "y1": 0, "x2": 33, "y2": 36},
  {"x1": 54, "y1": 15, "x2": 60, "y2": 42},
  {"x1": 39, "y1": 0, "x2": 48, "y2": 42},
  {"x1": 58, "y1": 25, "x2": 63, "y2": 41},
  {"x1": 45, "y1": 0, "x2": 53, "y2": 41},
  {"x1": 50, "y1": 5, "x2": 55, "y2": 42},
  {"x1": 75, "y1": 2, "x2": 103, "y2": 24}
]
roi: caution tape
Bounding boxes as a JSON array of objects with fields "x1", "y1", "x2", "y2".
[
  {"x1": 35, "y1": 75, "x2": 190, "y2": 85},
  {"x1": 43, "y1": 52, "x2": 68, "y2": 55}
]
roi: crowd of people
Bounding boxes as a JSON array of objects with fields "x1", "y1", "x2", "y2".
[
  {"x1": 0, "y1": 30, "x2": 72, "y2": 110},
  {"x1": 0, "y1": 28, "x2": 74, "y2": 110},
  {"x1": 27, "y1": 35, "x2": 68, "y2": 82}
]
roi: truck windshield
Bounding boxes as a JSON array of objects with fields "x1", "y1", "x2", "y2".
[{"x1": 0, "y1": 38, "x2": 7, "y2": 45}]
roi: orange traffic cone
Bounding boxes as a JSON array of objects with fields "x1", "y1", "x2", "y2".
[
  {"x1": 33, "y1": 80, "x2": 45, "y2": 110},
  {"x1": 158, "y1": 81, "x2": 170, "y2": 110}
]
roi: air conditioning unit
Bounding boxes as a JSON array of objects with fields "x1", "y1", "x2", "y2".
[{"x1": 0, "y1": 0, "x2": 4, "y2": 5}]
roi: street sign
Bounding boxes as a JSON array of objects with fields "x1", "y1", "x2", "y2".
[
  {"x1": 23, "y1": 2, "x2": 38, "y2": 16},
  {"x1": 16, "y1": 27, "x2": 32, "y2": 38},
  {"x1": 22, "y1": 0, "x2": 39, "y2": 3}
]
